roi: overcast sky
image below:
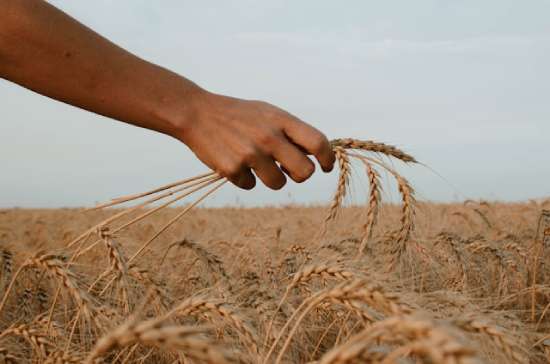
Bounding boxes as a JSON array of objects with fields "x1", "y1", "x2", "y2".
[{"x1": 1, "y1": 1, "x2": 549, "y2": 208}]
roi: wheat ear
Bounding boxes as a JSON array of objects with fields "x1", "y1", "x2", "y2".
[
  {"x1": 353, "y1": 155, "x2": 416, "y2": 270},
  {"x1": 169, "y1": 296, "x2": 258, "y2": 357},
  {"x1": 319, "y1": 315, "x2": 475, "y2": 364},
  {"x1": 452, "y1": 315, "x2": 526, "y2": 363},
  {"x1": 265, "y1": 264, "x2": 355, "y2": 347},
  {"x1": 322, "y1": 147, "x2": 351, "y2": 234},
  {"x1": 358, "y1": 160, "x2": 382, "y2": 255},
  {"x1": 0, "y1": 324, "x2": 55, "y2": 358},
  {"x1": 85, "y1": 320, "x2": 230, "y2": 364},
  {"x1": 330, "y1": 138, "x2": 417, "y2": 163},
  {"x1": 265, "y1": 278, "x2": 408, "y2": 364}
]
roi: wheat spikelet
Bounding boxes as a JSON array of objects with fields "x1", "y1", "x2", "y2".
[
  {"x1": 0, "y1": 249, "x2": 12, "y2": 284},
  {"x1": 358, "y1": 161, "x2": 381, "y2": 255},
  {"x1": 84, "y1": 319, "x2": 231, "y2": 364},
  {"x1": 323, "y1": 147, "x2": 351, "y2": 231},
  {"x1": 318, "y1": 315, "x2": 476, "y2": 364},
  {"x1": 330, "y1": 138, "x2": 417, "y2": 163}
]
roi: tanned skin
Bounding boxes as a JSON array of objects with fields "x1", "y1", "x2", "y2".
[{"x1": 0, "y1": 0, "x2": 335, "y2": 190}]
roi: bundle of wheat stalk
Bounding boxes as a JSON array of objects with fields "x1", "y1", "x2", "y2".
[{"x1": 69, "y1": 138, "x2": 418, "y2": 270}]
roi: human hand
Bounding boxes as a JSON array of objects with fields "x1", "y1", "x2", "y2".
[{"x1": 174, "y1": 91, "x2": 335, "y2": 190}]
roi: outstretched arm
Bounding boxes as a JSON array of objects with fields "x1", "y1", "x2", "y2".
[{"x1": 0, "y1": 0, "x2": 335, "y2": 190}]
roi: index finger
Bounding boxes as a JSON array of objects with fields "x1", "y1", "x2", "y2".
[{"x1": 282, "y1": 118, "x2": 335, "y2": 172}]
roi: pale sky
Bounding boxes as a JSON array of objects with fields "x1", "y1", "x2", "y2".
[{"x1": 1, "y1": 1, "x2": 549, "y2": 207}]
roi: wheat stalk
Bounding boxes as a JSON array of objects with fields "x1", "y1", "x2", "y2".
[
  {"x1": 318, "y1": 315, "x2": 476, "y2": 364},
  {"x1": 358, "y1": 161, "x2": 381, "y2": 255},
  {"x1": 330, "y1": 139, "x2": 417, "y2": 163},
  {"x1": 0, "y1": 324, "x2": 55, "y2": 358},
  {"x1": 322, "y1": 147, "x2": 351, "y2": 234},
  {"x1": 169, "y1": 296, "x2": 259, "y2": 357},
  {"x1": 452, "y1": 315, "x2": 526, "y2": 363},
  {"x1": 265, "y1": 278, "x2": 409, "y2": 364},
  {"x1": 84, "y1": 319, "x2": 231, "y2": 364},
  {"x1": 265, "y1": 263, "x2": 355, "y2": 347}
]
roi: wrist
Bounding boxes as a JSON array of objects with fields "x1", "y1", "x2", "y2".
[{"x1": 152, "y1": 77, "x2": 209, "y2": 144}]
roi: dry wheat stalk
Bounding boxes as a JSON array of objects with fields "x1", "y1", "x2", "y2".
[
  {"x1": 435, "y1": 233, "x2": 468, "y2": 290},
  {"x1": 318, "y1": 315, "x2": 476, "y2": 364},
  {"x1": 128, "y1": 264, "x2": 173, "y2": 311},
  {"x1": 88, "y1": 172, "x2": 217, "y2": 210},
  {"x1": 330, "y1": 139, "x2": 417, "y2": 163},
  {"x1": 266, "y1": 278, "x2": 409, "y2": 364},
  {"x1": 128, "y1": 179, "x2": 228, "y2": 264},
  {"x1": 29, "y1": 254, "x2": 102, "y2": 326},
  {"x1": 352, "y1": 155, "x2": 416, "y2": 270},
  {"x1": 169, "y1": 296, "x2": 259, "y2": 357},
  {"x1": 70, "y1": 175, "x2": 222, "y2": 260},
  {"x1": 322, "y1": 147, "x2": 351, "y2": 234},
  {"x1": 84, "y1": 319, "x2": 231, "y2": 364},
  {"x1": 452, "y1": 315, "x2": 526, "y2": 363},
  {"x1": 266, "y1": 264, "x2": 355, "y2": 347},
  {"x1": 358, "y1": 161, "x2": 381, "y2": 255},
  {"x1": 0, "y1": 252, "x2": 104, "y2": 332},
  {"x1": 161, "y1": 238, "x2": 228, "y2": 281},
  {"x1": 68, "y1": 173, "x2": 220, "y2": 249},
  {"x1": 0, "y1": 324, "x2": 55, "y2": 359},
  {"x1": 92, "y1": 228, "x2": 132, "y2": 313}
]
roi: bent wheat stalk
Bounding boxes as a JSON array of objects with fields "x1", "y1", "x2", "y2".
[{"x1": 319, "y1": 315, "x2": 476, "y2": 364}]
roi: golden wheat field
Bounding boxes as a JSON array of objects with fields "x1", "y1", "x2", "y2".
[{"x1": 1, "y1": 140, "x2": 550, "y2": 364}]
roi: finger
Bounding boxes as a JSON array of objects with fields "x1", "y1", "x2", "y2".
[
  {"x1": 272, "y1": 139, "x2": 315, "y2": 183},
  {"x1": 282, "y1": 119, "x2": 335, "y2": 172},
  {"x1": 228, "y1": 168, "x2": 256, "y2": 190},
  {"x1": 251, "y1": 155, "x2": 287, "y2": 190}
]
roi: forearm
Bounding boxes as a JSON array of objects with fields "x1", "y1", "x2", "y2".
[
  {"x1": 0, "y1": 0, "x2": 198, "y2": 137},
  {"x1": 0, "y1": 0, "x2": 335, "y2": 190}
]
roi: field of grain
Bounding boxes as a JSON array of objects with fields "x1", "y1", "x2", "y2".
[
  {"x1": 1, "y1": 139, "x2": 549, "y2": 364},
  {"x1": 1, "y1": 200, "x2": 550, "y2": 363}
]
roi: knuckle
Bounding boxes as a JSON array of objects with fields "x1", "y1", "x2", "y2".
[
  {"x1": 240, "y1": 147, "x2": 258, "y2": 166},
  {"x1": 258, "y1": 130, "x2": 280, "y2": 149},
  {"x1": 218, "y1": 163, "x2": 241, "y2": 178},
  {"x1": 310, "y1": 134, "x2": 327, "y2": 154}
]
